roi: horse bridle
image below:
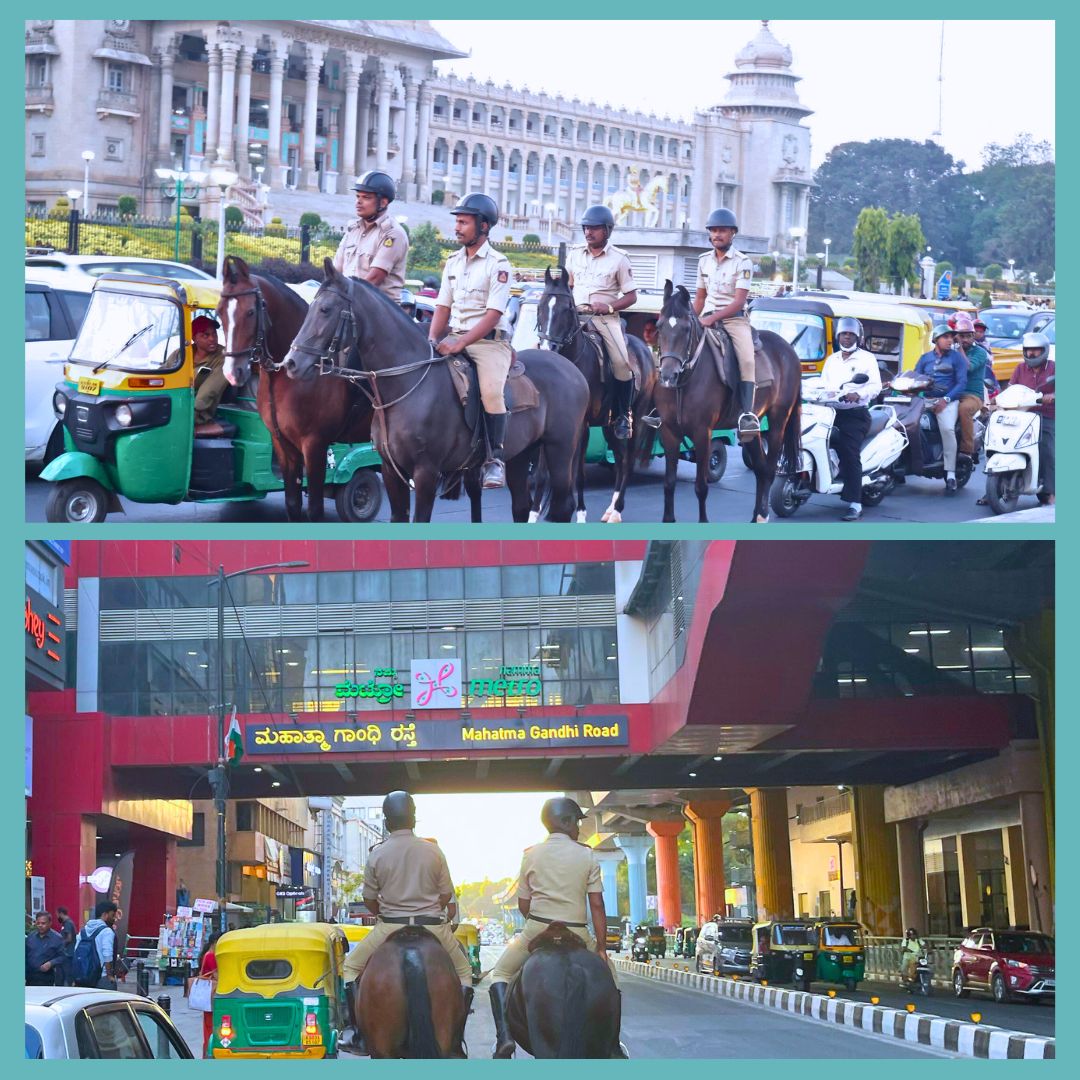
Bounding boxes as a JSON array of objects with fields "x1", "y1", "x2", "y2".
[
  {"x1": 222, "y1": 286, "x2": 277, "y2": 370},
  {"x1": 285, "y1": 286, "x2": 357, "y2": 376},
  {"x1": 535, "y1": 294, "x2": 585, "y2": 352},
  {"x1": 658, "y1": 311, "x2": 707, "y2": 386}
]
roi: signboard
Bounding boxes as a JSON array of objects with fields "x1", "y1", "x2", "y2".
[
  {"x1": 25, "y1": 587, "x2": 65, "y2": 689},
  {"x1": 83, "y1": 867, "x2": 113, "y2": 894},
  {"x1": 176, "y1": 905, "x2": 194, "y2": 918},
  {"x1": 30, "y1": 876, "x2": 45, "y2": 916},
  {"x1": 107, "y1": 852, "x2": 135, "y2": 959},
  {"x1": 41, "y1": 541, "x2": 71, "y2": 564},
  {"x1": 245, "y1": 715, "x2": 630, "y2": 755},
  {"x1": 276, "y1": 885, "x2": 310, "y2": 899},
  {"x1": 25, "y1": 715, "x2": 32, "y2": 797},
  {"x1": 193, "y1": 898, "x2": 218, "y2": 913},
  {"x1": 411, "y1": 658, "x2": 462, "y2": 709},
  {"x1": 936, "y1": 270, "x2": 952, "y2": 300}
]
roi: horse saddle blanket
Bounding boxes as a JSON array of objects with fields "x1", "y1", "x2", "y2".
[
  {"x1": 450, "y1": 354, "x2": 540, "y2": 432},
  {"x1": 526, "y1": 923, "x2": 588, "y2": 953},
  {"x1": 706, "y1": 325, "x2": 774, "y2": 393},
  {"x1": 579, "y1": 317, "x2": 643, "y2": 392}
]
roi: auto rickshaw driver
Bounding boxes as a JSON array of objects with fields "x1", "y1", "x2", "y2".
[{"x1": 168, "y1": 314, "x2": 228, "y2": 436}]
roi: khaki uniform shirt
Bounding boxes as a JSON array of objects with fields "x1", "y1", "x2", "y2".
[
  {"x1": 566, "y1": 242, "x2": 636, "y2": 308},
  {"x1": 437, "y1": 241, "x2": 513, "y2": 335},
  {"x1": 516, "y1": 833, "x2": 603, "y2": 923},
  {"x1": 697, "y1": 246, "x2": 754, "y2": 314},
  {"x1": 362, "y1": 829, "x2": 455, "y2": 918},
  {"x1": 332, "y1": 213, "x2": 409, "y2": 301}
]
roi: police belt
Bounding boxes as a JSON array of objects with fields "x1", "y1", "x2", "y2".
[
  {"x1": 450, "y1": 328, "x2": 510, "y2": 343},
  {"x1": 379, "y1": 914, "x2": 447, "y2": 926},
  {"x1": 527, "y1": 914, "x2": 588, "y2": 928}
]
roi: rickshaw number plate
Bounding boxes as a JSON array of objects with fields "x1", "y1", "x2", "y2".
[
  {"x1": 843, "y1": 956, "x2": 853, "y2": 963},
  {"x1": 78, "y1": 376, "x2": 102, "y2": 396},
  {"x1": 301, "y1": 1034, "x2": 322, "y2": 1046}
]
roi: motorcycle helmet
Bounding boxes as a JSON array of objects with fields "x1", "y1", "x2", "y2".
[
  {"x1": 953, "y1": 313, "x2": 975, "y2": 333},
  {"x1": 352, "y1": 170, "x2": 397, "y2": 204},
  {"x1": 1021, "y1": 331, "x2": 1050, "y2": 366},
  {"x1": 835, "y1": 316, "x2": 863, "y2": 349},
  {"x1": 931, "y1": 323, "x2": 954, "y2": 344},
  {"x1": 382, "y1": 790, "x2": 416, "y2": 830},
  {"x1": 705, "y1": 207, "x2": 738, "y2": 230},
  {"x1": 580, "y1": 204, "x2": 615, "y2": 230},
  {"x1": 540, "y1": 796, "x2": 586, "y2": 834},
  {"x1": 450, "y1": 192, "x2": 500, "y2": 228}
]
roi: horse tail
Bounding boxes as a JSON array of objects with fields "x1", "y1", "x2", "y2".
[
  {"x1": 401, "y1": 944, "x2": 442, "y2": 1059},
  {"x1": 439, "y1": 472, "x2": 464, "y2": 501},
  {"x1": 782, "y1": 390, "x2": 801, "y2": 474},
  {"x1": 556, "y1": 958, "x2": 588, "y2": 1059}
]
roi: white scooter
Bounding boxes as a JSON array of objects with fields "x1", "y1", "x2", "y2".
[
  {"x1": 982, "y1": 380, "x2": 1051, "y2": 514},
  {"x1": 770, "y1": 374, "x2": 908, "y2": 517}
]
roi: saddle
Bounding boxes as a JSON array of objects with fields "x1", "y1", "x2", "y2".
[
  {"x1": 526, "y1": 922, "x2": 589, "y2": 954},
  {"x1": 706, "y1": 324, "x2": 774, "y2": 394},
  {"x1": 448, "y1": 351, "x2": 540, "y2": 458},
  {"x1": 579, "y1": 315, "x2": 643, "y2": 392}
]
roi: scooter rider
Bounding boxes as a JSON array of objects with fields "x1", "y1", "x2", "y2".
[
  {"x1": 900, "y1": 927, "x2": 926, "y2": 985},
  {"x1": 953, "y1": 312, "x2": 997, "y2": 467},
  {"x1": 693, "y1": 208, "x2": 758, "y2": 439},
  {"x1": 429, "y1": 193, "x2": 514, "y2": 489},
  {"x1": 912, "y1": 325, "x2": 967, "y2": 495},
  {"x1": 332, "y1": 171, "x2": 409, "y2": 300},
  {"x1": 819, "y1": 317, "x2": 881, "y2": 522},
  {"x1": 1007, "y1": 331, "x2": 1055, "y2": 505},
  {"x1": 567, "y1": 205, "x2": 639, "y2": 439}
]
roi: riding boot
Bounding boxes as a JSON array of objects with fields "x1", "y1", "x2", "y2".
[
  {"x1": 482, "y1": 412, "x2": 507, "y2": 489},
  {"x1": 462, "y1": 985, "x2": 475, "y2": 1016},
  {"x1": 488, "y1": 981, "x2": 516, "y2": 1059},
  {"x1": 736, "y1": 380, "x2": 760, "y2": 441},
  {"x1": 612, "y1": 378, "x2": 634, "y2": 441}
]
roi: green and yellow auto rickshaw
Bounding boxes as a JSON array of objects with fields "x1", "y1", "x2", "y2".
[
  {"x1": 454, "y1": 922, "x2": 482, "y2": 984},
  {"x1": 812, "y1": 919, "x2": 866, "y2": 991},
  {"x1": 42, "y1": 274, "x2": 383, "y2": 523},
  {"x1": 750, "y1": 920, "x2": 817, "y2": 991},
  {"x1": 208, "y1": 923, "x2": 349, "y2": 1059}
]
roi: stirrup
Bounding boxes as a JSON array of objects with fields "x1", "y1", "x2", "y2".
[
  {"x1": 482, "y1": 458, "x2": 506, "y2": 489},
  {"x1": 737, "y1": 411, "x2": 760, "y2": 431},
  {"x1": 641, "y1": 411, "x2": 662, "y2": 430}
]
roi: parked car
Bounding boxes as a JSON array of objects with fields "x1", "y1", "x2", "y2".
[
  {"x1": 25, "y1": 269, "x2": 95, "y2": 464},
  {"x1": 951, "y1": 928, "x2": 1055, "y2": 1004},
  {"x1": 25, "y1": 253, "x2": 213, "y2": 282},
  {"x1": 987, "y1": 314, "x2": 1055, "y2": 385},
  {"x1": 695, "y1": 918, "x2": 753, "y2": 976},
  {"x1": 25, "y1": 987, "x2": 195, "y2": 1059}
]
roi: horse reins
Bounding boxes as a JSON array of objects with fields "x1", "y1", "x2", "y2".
[
  {"x1": 222, "y1": 286, "x2": 277, "y2": 370},
  {"x1": 658, "y1": 311, "x2": 711, "y2": 427}
]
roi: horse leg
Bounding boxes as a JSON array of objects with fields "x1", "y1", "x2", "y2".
[
  {"x1": 692, "y1": 429, "x2": 711, "y2": 523},
  {"x1": 411, "y1": 467, "x2": 440, "y2": 523},
  {"x1": 527, "y1": 449, "x2": 547, "y2": 524},
  {"x1": 276, "y1": 440, "x2": 306, "y2": 522},
  {"x1": 659, "y1": 426, "x2": 680, "y2": 523},
  {"x1": 507, "y1": 454, "x2": 534, "y2": 523},
  {"x1": 576, "y1": 426, "x2": 589, "y2": 524},
  {"x1": 465, "y1": 468, "x2": 483, "y2": 523},
  {"x1": 381, "y1": 466, "x2": 412, "y2": 523},
  {"x1": 302, "y1": 440, "x2": 328, "y2": 523},
  {"x1": 600, "y1": 426, "x2": 621, "y2": 524}
]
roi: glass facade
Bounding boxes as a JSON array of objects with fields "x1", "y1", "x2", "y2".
[{"x1": 96, "y1": 563, "x2": 620, "y2": 716}]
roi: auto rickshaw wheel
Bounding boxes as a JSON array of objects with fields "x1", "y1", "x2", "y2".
[
  {"x1": 706, "y1": 438, "x2": 728, "y2": 483},
  {"x1": 46, "y1": 478, "x2": 109, "y2": 523},
  {"x1": 334, "y1": 469, "x2": 383, "y2": 523},
  {"x1": 843, "y1": 977, "x2": 856, "y2": 991}
]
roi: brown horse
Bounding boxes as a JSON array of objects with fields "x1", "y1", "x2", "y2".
[
  {"x1": 654, "y1": 281, "x2": 802, "y2": 522},
  {"x1": 505, "y1": 924, "x2": 625, "y2": 1058},
  {"x1": 217, "y1": 256, "x2": 375, "y2": 522},
  {"x1": 354, "y1": 926, "x2": 468, "y2": 1059}
]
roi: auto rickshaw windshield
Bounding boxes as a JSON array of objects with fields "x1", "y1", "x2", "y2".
[
  {"x1": 775, "y1": 924, "x2": 813, "y2": 946},
  {"x1": 822, "y1": 924, "x2": 862, "y2": 947},
  {"x1": 69, "y1": 291, "x2": 184, "y2": 372},
  {"x1": 749, "y1": 311, "x2": 826, "y2": 361}
]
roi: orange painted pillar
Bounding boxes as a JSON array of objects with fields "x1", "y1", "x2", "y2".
[
  {"x1": 685, "y1": 799, "x2": 731, "y2": 924},
  {"x1": 646, "y1": 819, "x2": 685, "y2": 928},
  {"x1": 746, "y1": 787, "x2": 794, "y2": 919}
]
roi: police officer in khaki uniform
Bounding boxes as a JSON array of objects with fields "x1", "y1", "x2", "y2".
[
  {"x1": 487, "y1": 797, "x2": 613, "y2": 1058},
  {"x1": 429, "y1": 193, "x2": 513, "y2": 489},
  {"x1": 693, "y1": 207, "x2": 758, "y2": 439},
  {"x1": 331, "y1": 171, "x2": 409, "y2": 301},
  {"x1": 342, "y1": 791, "x2": 473, "y2": 1053},
  {"x1": 566, "y1": 205, "x2": 639, "y2": 439}
]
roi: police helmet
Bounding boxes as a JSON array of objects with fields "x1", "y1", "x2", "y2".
[
  {"x1": 580, "y1": 204, "x2": 615, "y2": 229},
  {"x1": 1021, "y1": 331, "x2": 1050, "y2": 366},
  {"x1": 540, "y1": 797, "x2": 586, "y2": 834},
  {"x1": 931, "y1": 323, "x2": 954, "y2": 343},
  {"x1": 352, "y1": 170, "x2": 396, "y2": 203},
  {"x1": 382, "y1": 790, "x2": 416, "y2": 830},
  {"x1": 705, "y1": 208, "x2": 738, "y2": 230},
  {"x1": 451, "y1": 193, "x2": 500, "y2": 228},
  {"x1": 835, "y1": 317, "x2": 863, "y2": 346}
]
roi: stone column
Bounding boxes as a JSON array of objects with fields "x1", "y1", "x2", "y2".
[
  {"x1": 614, "y1": 834, "x2": 651, "y2": 928},
  {"x1": 234, "y1": 47, "x2": 253, "y2": 179},
  {"x1": 1019, "y1": 792, "x2": 1053, "y2": 934},
  {"x1": 375, "y1": 67, "x2": 392, "y2": 171},
  {"x1": 499, "y1": 149, "x2": 509, "y2": 219},
  {"x1": 401, "y1": 75, "x2": 418, "y2": 187},
  {"x1": 415, "y1": 82, "x2": 432, "y2": 196},
  {"x1": 646, "y1": 819, "x2": 684, "y2": 929},
  {"x1": 956, "y1": 832, "x2": 982, "y2": 929},
  {"x1": 204, "y1": 45, "x2": 221, "y2": 168},
  {"x1": 1002, "y1": 824, "x2": 1030, "y2": 930},
  {"x1": 339, "y1": 55, "x2": 363, "y2": 193},
  {"x1": 267, "y1": 43, "x2": 287, "y2": 191},
  {"x1": 895, "y1": 818, "x2": 927, "y2": 934},
  {"x1": 594, "y1": 849, "x2": 625, "y2": 918},
  {"x1": 746, "y1": 788, "x2": 794, "y2": 920},
  {"x1": 357, "y1": 77, "x2": 372, "y2": 174},
  {"x1": 685, "y1": 799, "x2": 731, "y2": 923},
  {"x1": 215, "y1": 41, "x2": 240, "y2": 166},
  {"x1": 155, "y1": 43, "x2": 176, "y2": 167},
  {"x1": 851, "y1": 786, "x2": 902, "y2": 937},
  {"x1": 301, "y1": 44, "x2": 325, "y2": 191}
]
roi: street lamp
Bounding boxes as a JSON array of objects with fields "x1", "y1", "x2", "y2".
[
  {"x1": 1008, "y1": 258, "x2": 1016, "y2": 283},
  {"x1": 823, "y1": 237, "x2": 831, "y2": 268},
  {"x1": 81, "y1": 150, "x2": 95, "y2": 213},
  {"x1": 155, "y1": 167, "x2": 206, "y2": 261},
  {"x1": 208, "y1": 560, "x2": 309, "y2": 932},
  {"x1": 789, "y1": 226, "x2": 806, "y2": 293},
  {"x1": 826, "y1": 835, "x2": 849, "y2": 917},
  {"x1": 815, "y1": 253, "x2": 826, "y2": 290},
  {"x1": 545, "y1": 202, "x2": 557, "y2": 247},
  {"x1": 207, "y1": 168, "x2": 239, "y2": 281}
]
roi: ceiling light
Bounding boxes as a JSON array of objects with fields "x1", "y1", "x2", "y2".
[
  {"x1": 271, "y1": 781, "x2": 281, "y2": 788},
  {"x1": 95, "y1": 835, "x2": 103, "y2": 840},
  {"x1": 188, "y1": 650, "x2": 198, "y2": 656},
  {"x1": 688, "y1": 772, "x2": 697, "y2": 778},
  {"x1": 969, "y1": 646, "x2": 1006, "y2": 652},
  {"x1": 253, "y1": 767, "x2": 263, "y2": 773},
  {"x1": 713, "y1": 755, "x2": 723, "y2": 762},
  {"x1": 903, "y1": 648, "x2": 920, "y2": 654}
]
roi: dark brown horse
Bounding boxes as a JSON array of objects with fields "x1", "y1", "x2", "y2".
[
  {"x1": 354, "y1": 927, "x2": 467, "y2": 1059},
  {"x1": 217, "y1": 256, "x2": 375, "y2": 522},
  {"x1": 654, "y1": 281, "x2": 802, "y2": 522},
  {"x1": 535, "y1": 267, "x2": 657, "y2": 523},
  {"x1": 282, "y1": 259, "x2": 589, "y2": 523},
  {"x1": 505, "y1": 924, "x2": 625, "y2": 1058}
]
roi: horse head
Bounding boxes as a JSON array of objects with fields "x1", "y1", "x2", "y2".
[
  {"x1": 218, "y1": 255, "x2": 270, "y2": 387},
  {"x1": 656, "y1": 279, "x2": 699, "y2": 388},
  {"x1": 283, "y1": 258, "x2": 355, "y2": 381},
  {"x1": 536, "y1": 266, "x2": 578, "y2": 351}
]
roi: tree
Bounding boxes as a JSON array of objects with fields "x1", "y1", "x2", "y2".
[
  {"x1": 981, "y1": 133, "x2": 1053, "y2": 168},
  {"x1": 406, "y1": 221, "x2": 443, "y2": 272},
  {"x1": 886, "y1": 212, "x2": 925, "y2": 294},
  {"x1": 299, "y1": 211, "x2": 322, "y2": 228},
  {"x1": 984, "y1": 263, "x2": 1003, "y2": 281},
  {"x1": 117, "y1": 195, "x2": 137, "y2": 218},
  {"x1": 431, "y1": 190, "x2": 445, "y2": 206},
  {"x1": 339, "y1": 871, "x2": 365, "y2": 904},
  {"x1": 224, "y1": 205, "x2": 244, "y2": 230},
  {"x1": 522, "y1": 233, "x2": 542, "y2": 245},
  {"x1": 851, "y1": 207, "x2": 889, "y2": 293}
]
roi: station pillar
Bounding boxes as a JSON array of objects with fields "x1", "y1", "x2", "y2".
[
  {"x1": 646, "y1": 818, "x2": 684, "y2": 928},
  {"x1": 895, "y1": 818, "x2": 927, "y2": 934},
  {"x1": 685, "y1": 800, "x2": 730, "y2": 924},
  {"x1": 594, "y1": 848, "x2": 625, "y2": 919},
  {"x1": 851, "y1": 786, "x2": 902, "y2": 936},
  {"x1": 614, "y1": 834, "x2": 651, "y2": 927},
  {"x1": 745, "y1": 788, "x2": 794, "y2": 919},
  {"x1": 1019, "y1": 792, "x2": 1053, "y2": 934},
  {"x1": 129, "y1": 830, "x2": 178, "y2": 938}
]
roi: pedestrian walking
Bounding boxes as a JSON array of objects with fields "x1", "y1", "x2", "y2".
[
  {"x1": 73, "y1": 900, "x2": 119, "y2": 989},
  {"x1": 56, "y1": 906, "x2": 77, "y2": 986},
  {"x1": 196, "y1": 931, "x2": 222, "y2": 1057},
  {"x1": 26, "y1": 911, "x2": 66, "y2": 986}
]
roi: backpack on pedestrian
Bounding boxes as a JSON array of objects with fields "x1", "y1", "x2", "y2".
[{"x1": 72, "y1": 925, "x2": 107, "y2": 987}]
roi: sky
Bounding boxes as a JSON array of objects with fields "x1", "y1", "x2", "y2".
[{"x1": 430, "y1": 20, "x2": 1055, "y2": 172}]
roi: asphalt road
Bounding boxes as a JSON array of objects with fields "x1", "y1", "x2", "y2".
[{"x1": 27, "y1": 456, "x2": 1044, "y2": 524}]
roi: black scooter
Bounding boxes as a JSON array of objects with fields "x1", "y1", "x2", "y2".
[
  {"x1": 899, "y1": 953, "x2": 934, "y2": 996},
  {"x1": 631, "y1": 933, "x2": 650, "y2": 962}
]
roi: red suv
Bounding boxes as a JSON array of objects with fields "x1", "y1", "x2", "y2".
[{"x1": 952, "y1": 928, "x2": 1055, "y2": 1004}]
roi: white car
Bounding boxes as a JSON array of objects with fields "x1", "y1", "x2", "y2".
[
  {"x1": 25, "y1": 269, "x2": 95, "y2": 464},
  {"x1": 25, "y1": 986, "x2": 194, "y2": 1059},
  {"x1": 25, "y1": 253, "x2": 214, "y2": 282}
]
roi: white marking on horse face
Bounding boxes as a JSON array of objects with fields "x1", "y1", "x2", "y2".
[
  {"x1": 668, "y1": 317, "x2": 678, "y2": 328},
  {"x1": 224, "y1": 297, "x2": 238, "y2": 357}
]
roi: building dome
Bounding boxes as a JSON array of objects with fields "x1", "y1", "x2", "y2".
[
  {"x1": 734, "y1": 19, "x2": 793, "y2": 71},
  {"x1": 721, "y1": 20, "x2": 812, "y2": 121}
]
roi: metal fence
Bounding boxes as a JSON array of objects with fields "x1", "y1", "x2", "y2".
[{"x1": 864, "y1": 934, "x2": 961, "y2": 986}]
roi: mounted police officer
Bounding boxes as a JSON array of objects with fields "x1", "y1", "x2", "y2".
[
  {"x1": 693, "y1": 208, "x2": 758, "y2": 439},
  {"x1": 487, "y1": 797, "x2": 612, "y2": 1058},
  {"x1": 428, "y1": 193, "x2": 514, "y2": 489},
  {"x1": 342, "y1": 791, "x2": 473, "y2": 1054},
  {"x1": 566, "y1": 205, "x2": 639, "y2": 439},
  {"x1": 332, "y1": 170, "x2": 409, "y2": 301}
]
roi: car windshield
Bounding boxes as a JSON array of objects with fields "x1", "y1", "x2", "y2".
[
  {"x1": 68, "y1": 291, "x2": 183, "y2": 372},
  {"x1": 750, "y1": 310, "x2": 826, "y2": 361},
  {"x1": 718, "y1": 926, "x2": 752, "y2": 944},
  {"x1": 995, "y1": 933, "x2": 1053, "y2": 955},
  {"x1": 510, "y1": 300, "x2": 541, "y2": 350},
  {"x1": 979, "y1": 312, "x2": 1031, "y2": 339}
]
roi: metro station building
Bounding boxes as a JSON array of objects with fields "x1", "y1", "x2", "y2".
[{"x1": 27, "y1": 540, "x2": 1052, "y2": 942}]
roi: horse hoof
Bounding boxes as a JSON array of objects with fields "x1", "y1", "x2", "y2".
[
  {"x1": 600, "y1": 509, "x2": 611, "y2": 523},
  {"x1": 754, "y1": 514, "x2": 770, "y2": 524},
  {"x1": 527, "y1": 510, "x2": 540, "y2": 524},
  {"x1": 606, "y1": 510, "x2": 622, "y2": 524},
  {"x1": 576, "y1": 510, "x2": 588, "y2": 524}
]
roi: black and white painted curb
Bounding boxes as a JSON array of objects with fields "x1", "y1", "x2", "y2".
[{"x1": 613, "y1": 959, "x2": 1055, "y2": 1059}]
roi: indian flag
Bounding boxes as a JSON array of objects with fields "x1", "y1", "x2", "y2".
[{"x1": 226, "y1": 713, "x2": 244, "y2": 766}]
